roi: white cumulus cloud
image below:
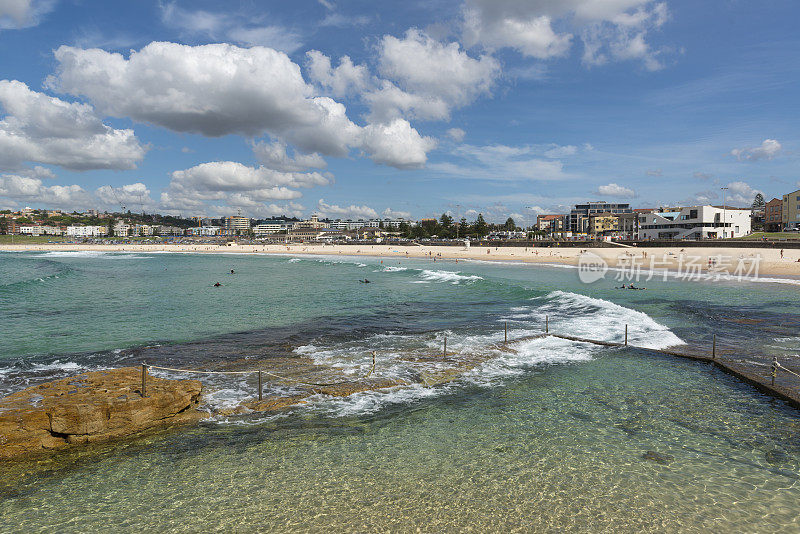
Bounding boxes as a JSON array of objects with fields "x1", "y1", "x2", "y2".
[
  {"x1": 360, "y1": 119, "x2": 437, "y2": 168},
  {"x1": 0, "y1": 0, "x2": 56, "y2": 30},
  {"x1": 0, "y1": 80, "x2": 146, "y2": 172},
  {"x1": 382, "y1": 207, "x2": 411, "y2": 219},
  {"x1": 316, "y1": 198, "x2": 378, "y2": 219},
  {"x1": 252, "y1": 140, "x2": 327, "y2": 172},
  {"x1": 160, "y1": 161, "x2": 330, "y2": 213},
  {"x1": 306, "y1": 51, "x2": 370, "y2": 97},
  {"x1": 446, "y1": 128, "x2": 466, "y2": 142},
  {"x1": 0, "y1": 173, "x2": 90, "y2": 208},
  {"x1": 730, "y1": 139, "x2": 782, "y2": 161},
  {"x1": 367, "y1": 29, "x2": 500, "y2": 122},
  {"x1": 461, "y1": 0, "x2": 671, "y2": 70},
  {"x1": 48, "y1": 42, "x2": 435, "y2": 169},
  {"x1": 596, "y1": 182, "x2": 636, "y2": 197}
]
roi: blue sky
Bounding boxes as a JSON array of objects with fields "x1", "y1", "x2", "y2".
[{"x1": 0, "y1": 0, "x2": 797, "y2": 223}]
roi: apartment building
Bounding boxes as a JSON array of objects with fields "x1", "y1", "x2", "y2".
[
  {"x1": 569, "y1": 202, "x2": 632, "y2": 233},
  {"x1": 19, "y1": 225, "x2": 64, "y2": 236},
  {"x1": 66, "y1": 226, "x2": 107, "y2": 237},
  {"x1": 782, "y1": 189, "x2": 800, "y2": 230},
  {"x1": 253, "y1": 221, "x2": 293, "y2": 236},
  {"x1": 187, "y1": 226, "x2": 221, "y2": 236},
  {"x1": 588, "y1": 213, "x2": 619, "y2": 236},
  {"x1": 535, "y1": 214, "x2": 566, "y2": 233},
  {"x1": 224, "y1": 215, "x2": 251, "y2": 233},
  {"x1": 765, "y1": 198, "x2": 783, "y2": 231}
]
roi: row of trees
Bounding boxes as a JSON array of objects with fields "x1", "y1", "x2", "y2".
[{"x1": 395, "y1": 213, "x2": 521, "y2": 239}]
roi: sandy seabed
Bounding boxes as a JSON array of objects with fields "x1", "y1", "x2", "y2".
[{"x1": 2, "y1": 242, "x2": 800, "y2": 278}]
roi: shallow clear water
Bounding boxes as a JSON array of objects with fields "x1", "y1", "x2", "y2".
[{"x1": 1, "y1": 251, "x2": 800, "y2": 532}]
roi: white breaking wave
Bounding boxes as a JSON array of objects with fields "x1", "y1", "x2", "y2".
[
  {"x1": 288, "y1": 258, "x2": 302, "y2": 263},
  {"x1": 418, "y1": 269, "x2": 483, "y2": 285},
  {"x1": 38, "y1": 251, "x2": 150, "y2": 259},
  {"x1": 40, "y1": 251, "x2": 110, "y2": 257},
  {"x1": 281, "y1": 290, "x2": 687, "y2": 418},
  {"x1": 535, "y1": 290, "x2": 684, "y2": 349}
]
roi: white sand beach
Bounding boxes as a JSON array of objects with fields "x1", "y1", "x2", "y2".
[{"x1": 3, "y1": 242, "x2": 800, "y2": 278}]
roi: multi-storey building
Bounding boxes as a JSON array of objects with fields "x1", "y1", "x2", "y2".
[
  {"x1": 765, "y1": 198, "x2": 783, "y2": 232},
  {"x1": 782, "y1": 189, "x2": 800, "y2": 230},
  {"x1": 535, "y1": 214, "x2": 566, "y2": 234},
  {"x1": 293, "y1": 214, "x2": 329, "y2": 230},
  {"x1": 588, "y1": 213, "x2": 619, "y2": 236},
  {"x1": 253, "y1": 222, "x2": 293, "y2": 236},
  {"x1": 224, "y1": 216, "x2": 251, "y2": 234},
  {"x1": 19, "y1": 225, "x2": 63, "y2": 236},
  {"x1": 569, "y1": 202, "x2": 632, "y2": 233},
  {"x1": 187, "y1": 226, "x2": 220, "y2": 236},
  {"x1": 66, "y1": 226, "x2": 107, "y2": 237},
  {"x1": 638, "y1": 206, "x2": 751, "y2": 240}
]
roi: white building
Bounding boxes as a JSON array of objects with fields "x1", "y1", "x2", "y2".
[
  {"x1": 188, "y1": 226, "x2": 220, "y2": 236},
  {"x1": 156, "y1": 225, "x2": 184, "y2": 236},
  {"x1": 638, "y1": 206, "x2": 751, "y2": 240},
  {"x1": 328, "y1": 219, "x2": 367, "y2": 231},
  {"x1": 113, "y1": 222, "x2": 131, "y2": 237},
  {"x1": 253, "y1": 222, "x2": 293, "y2": 236},
  {"x1": 487, "y1": 230, "x2": 527, "y2": 240},
  {"x1": 66, "y1": 225, "x2": 107, "y2": 237},
  {"x1": 19, "y1": 225, "x2": 63, "y2": 236},
  {"x1": 132, "y1": 224, "x2": 154, "y2": 236},
  {"x1": 293, "y1": 214, "x2": 329, "y2": 230}
]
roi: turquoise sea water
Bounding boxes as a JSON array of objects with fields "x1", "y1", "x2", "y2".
[{"x1": 1, "y1": 250, "x2": 800, "y2": 532}]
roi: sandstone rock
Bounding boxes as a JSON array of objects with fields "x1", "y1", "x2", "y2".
[
  {"x1": 0, "y1": 368, "x2": 203, "y2": 460},
  {"x1": 311, "y1": 378, "x2": 408, "y2": 396}
]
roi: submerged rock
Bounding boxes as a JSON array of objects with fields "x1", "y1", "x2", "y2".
[
  {"x1": 568, "y1": 411, "x2": 593, "y2": 422},
  {"x1": 642, "y1": 450, "x2": 674, "y2": 465},
  {"x1": 0, "y1": 368, "x2": 203, "y2": 460},
  {"x1": 765, "y1": 449, "x2": 791, "y2": 465}
]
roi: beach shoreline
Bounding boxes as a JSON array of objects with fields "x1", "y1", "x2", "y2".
[{"x1": 3, "y1": 242, "x2": 800, "y2": 279}]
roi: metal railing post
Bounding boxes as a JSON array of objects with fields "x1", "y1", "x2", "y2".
[
  {"x1": 258, "y1": 370, "x2": 263, "y2": 401},
  {"x1": 141, "y1": 363, "x2": 147, "y2": 398},
  {"x1": 772, "y1": 356, "x2": 777, "y2": 386}
]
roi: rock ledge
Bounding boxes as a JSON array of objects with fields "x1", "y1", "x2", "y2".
[{"x1": 0, "y1": 368, "x2": 202, "y2": 460}]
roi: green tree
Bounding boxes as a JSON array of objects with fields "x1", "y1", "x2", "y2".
[
  {"x1": 439, "y1": 213, "x2": 453, "y2": 228},
  {"x1": 474, "y1": 214, "x2": 488, "y2": 237},
  {"x1": 504, "y1": 217, "x2": 516, "y2": 230},
  {"x1": 752, "y1": 193, "x2": 765, "y2": 209}
]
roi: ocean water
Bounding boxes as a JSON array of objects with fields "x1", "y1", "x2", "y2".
[{"x1": 1, "y1": 251, "x2": 800, "y2": 532}]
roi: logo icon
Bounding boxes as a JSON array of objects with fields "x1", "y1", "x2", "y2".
[{"x1": 578, "y1": 252, "x2": 608, "y2": 284}]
